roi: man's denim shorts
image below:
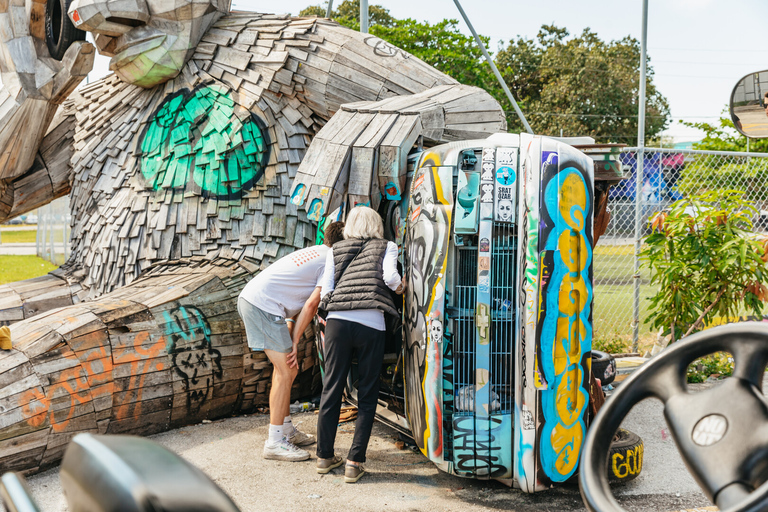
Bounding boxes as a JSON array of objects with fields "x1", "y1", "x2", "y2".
[{"x1": 237, "y1": 297, "x2": 292, "y2": 353}]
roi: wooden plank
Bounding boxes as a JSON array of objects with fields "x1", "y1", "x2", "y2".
[
  {"x1": 0, "y1": 442, "x2": 45, "y2": 474},
  {"x1": 0, "y1": 428, "x2": 49, "y2": 460},
  {"x1": 215, "y1": 46, "x2": 253, "y2": 71},
  {"x1": 106, "y1": 409, "x2": 171, "y2": 436}
]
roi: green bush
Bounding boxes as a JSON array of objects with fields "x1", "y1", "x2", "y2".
[
  {"x1": 641, "y1": 190, "x2": 768, "y2": 343},
  {"x1": 593, "y1": 335, "x2": 631, "y2": 354},
  {"x1": 686, "y1": 352, "x2": 734, "y2": 383}
]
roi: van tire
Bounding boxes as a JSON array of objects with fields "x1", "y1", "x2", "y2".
[
  {"x1": 608, "y1": 428, "x2": 643, "y2": 484},
  {"x1": 45, "y1": 0, "x2": 86, "y2": 61}
]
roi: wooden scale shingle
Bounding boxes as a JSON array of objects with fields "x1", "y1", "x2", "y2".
[{"x1": 0, "y1": 0, "x2": 505, "y2": 474}]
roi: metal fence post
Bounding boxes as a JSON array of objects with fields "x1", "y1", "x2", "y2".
[{"x1": 633, "y1": 149, "x2": 644, "y2": 352}]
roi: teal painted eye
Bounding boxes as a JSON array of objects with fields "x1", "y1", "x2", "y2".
[{"x1": 140, "y1": 84, "x2": 270, "y2": 200}]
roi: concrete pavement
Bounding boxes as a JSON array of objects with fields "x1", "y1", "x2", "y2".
[{"x1": 18, "y1": 382, "x2": 739, "y2": 512}]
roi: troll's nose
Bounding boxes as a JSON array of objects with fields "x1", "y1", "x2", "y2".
[{"x1": 68, "y1": 0, "x2": 150, "y2": 36}]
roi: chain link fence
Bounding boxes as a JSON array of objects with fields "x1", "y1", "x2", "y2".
[
  {"x1": 37, "y1": 196, "x2": 71, "y2": 265},
  {"x1": 594, "y1": 147, "x2": 768, "y2": 352},
  {"x1": 28, "y1": 149, "x2": 768, "y2": 352}
]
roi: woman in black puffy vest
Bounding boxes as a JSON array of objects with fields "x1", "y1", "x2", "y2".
[{"x1": 314, "y1": 206, "x2": 404, "y2": 483}]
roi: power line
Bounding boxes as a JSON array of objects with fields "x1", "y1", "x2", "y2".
[
  {"x1": 653, "y1": 60, "x2": 756, "y2": 67},
  {"x1": 648, "y1": 47, "x2": 766, "y2": 53},
  {"x1": 504, "y1": 111, "x2": 721, "y2": 119},
  {"x1": 657, "y1": 74, "x2": 736, "y2": 80}
]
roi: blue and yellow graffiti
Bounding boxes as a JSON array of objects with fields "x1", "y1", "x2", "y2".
[{"x1": 538, "y1": 164, "x2": 593, "y2": 482}]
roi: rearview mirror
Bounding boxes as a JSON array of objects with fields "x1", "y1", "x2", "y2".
[{"x1": 730, "y1": 70, "x2": 768, "y2": 138}]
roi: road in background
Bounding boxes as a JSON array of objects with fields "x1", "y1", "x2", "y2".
[{"x1": 0, "y1": 244, "x2": 36, "y2": 255}]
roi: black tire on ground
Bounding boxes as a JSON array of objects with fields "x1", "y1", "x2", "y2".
[
  {"x1": 607, "y1": 428, "x2": 643, "y2": 484},
  {"x1": 592, "y1": 350, "x2": 617, "y2": 386},
  {"x1": 45, "y1": 0, "x2": 86, "y2": 61}
]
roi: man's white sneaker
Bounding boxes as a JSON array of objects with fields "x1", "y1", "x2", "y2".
[
  {"x1": 263, "y1": 438, "x2": 310, "y2": 461},
  {"x1": 287, "y1": 427, "x2": 316, "y2": 447}
]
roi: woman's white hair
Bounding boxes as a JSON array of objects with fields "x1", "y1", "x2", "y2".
[{"x1": 343, "y1": 206, "x2": 384, "y2": 239}]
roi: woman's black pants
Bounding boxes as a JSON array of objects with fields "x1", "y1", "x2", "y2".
[{"x1": 316, "y1": 318, "x2": 385, "y2": 463}]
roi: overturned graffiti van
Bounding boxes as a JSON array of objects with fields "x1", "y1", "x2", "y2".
[{"x1": 323, "y1": 132, "x2": 625, "y2": 492}]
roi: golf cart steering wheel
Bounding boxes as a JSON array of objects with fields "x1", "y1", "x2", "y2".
[{"x1": 580, "y1": 322, "x2": 768, "y2": 512}]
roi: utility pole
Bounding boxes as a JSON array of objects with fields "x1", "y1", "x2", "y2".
[
  {"x1": 452, "y1": 0, "x2": 533, "y2": 134},
  {"x1": 326, "y1": 0, "x2": 333, "y2": 18},
  {"x1": 360, "y1": 0, "x2": 368, "y2": 33},
  {"x1": 632, "y1": 0, "x2": 649, "y2": 352}
]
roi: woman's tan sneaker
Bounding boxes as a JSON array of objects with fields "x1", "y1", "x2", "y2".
[
  {"x1": 316, "y1": 455, "x2": 343, "y2": 474},
  {"x1": 344, "y1": 463, "x2": 366, "y2": 483}
]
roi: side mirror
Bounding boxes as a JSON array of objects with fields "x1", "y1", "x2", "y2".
[
  {"x1": 61, "y1": 434, "x2": 241, "y2": 512},
  {"x1": 730, "y1": 70, "x2": 768, "y2": 138}
]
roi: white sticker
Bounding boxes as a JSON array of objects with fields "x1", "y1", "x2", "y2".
[{"x1": 481, "y1": 183, "x2": 494, "y2": 203}]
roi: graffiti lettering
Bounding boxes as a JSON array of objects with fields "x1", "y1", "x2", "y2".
[
  {"x1": 18, "y1": 328, "x2": 166, "y2": 431},
  {"x1": 364, "y1": 36, "x2": 410, "y2": 59},
  {"x1": 538, "y1": 158, "x2": 593, "y2": 482},
  {"x1": 163, "y1": 306, "x2": 222, "y2": 413},
  {"x1": 612, "y1": 444, "x2": 644, "y2": 479},
  {"x1": 404, "y1": 165, "x2": 452, "y2": 452},
  {"x1": 441, "y1": 327, "x2": 454, "y2": 461},
  {"x1": 452, "y1": 415, "x2": 506, "y2": 476}
]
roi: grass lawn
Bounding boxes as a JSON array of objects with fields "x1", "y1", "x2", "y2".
[
  {"x1": 0, "y1": 230, "x2": 36, "y2": 244},
  {"x1": 0, "y1": 256, "x2": 57, "y2": 285},
  {"x1": 593, "y1": 245, "x2": 659, "y2": 352}
]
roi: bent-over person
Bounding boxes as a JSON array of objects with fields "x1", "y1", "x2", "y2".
[{"x1": 238, "y1": 221, "x2": 345, "y2": 461}]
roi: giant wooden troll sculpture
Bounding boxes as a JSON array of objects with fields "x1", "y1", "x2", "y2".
[{"x1": 0, "y1": 0, "x2": 504, "y2": 472}]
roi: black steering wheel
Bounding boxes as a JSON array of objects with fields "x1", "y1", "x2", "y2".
[{"x1": 580, "y1": 322, "x2": 768, "y2": 512}]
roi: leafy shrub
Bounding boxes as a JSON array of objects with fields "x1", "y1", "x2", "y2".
[
  {"x1": 642, "y1": 190, "x2": 768, "y2": 342},
  {"x1": 593, "y1": 335, "x2": 631, "y2": 354},
  {"x1": 686, "y1": 352, "x2": 734, "y2": 383}
]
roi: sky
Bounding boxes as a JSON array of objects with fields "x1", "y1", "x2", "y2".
[{"x1": 88, "y1": 0, "x2": 768, "y2": 144}]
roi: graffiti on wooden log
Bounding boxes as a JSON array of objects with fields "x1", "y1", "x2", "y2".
[
  {"x1": 17, "y1": 330, "x2": 166, "y2": 432},
  {"x1": 163, "y1": 306, "x2": 222, "y2": 413}
]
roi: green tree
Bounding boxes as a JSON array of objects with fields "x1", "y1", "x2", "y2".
[
  {"x1": 371, "y1": 19, "x2": 495, "y2": 93},
  {"x1": 299, "y1": 5, "x2": 325, "y2": 17},
  {"x1": 496, "y1": 25, "x2": 670, "y2": 141},
  {"x1": 298, "y1": 5, "x2": 672, "y2": 143},
  {"x1": 642, "y1": 190, "x2": 768, "y2": 343},
  {"x1": 300, "y1": 0, "x2": 395, "y2": 28}
]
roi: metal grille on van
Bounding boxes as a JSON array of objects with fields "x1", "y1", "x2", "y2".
[
  {"x1": 453, "y1": 245, "x2": 477, "y2": 405},
  {"x1": 450, "y1": 224, "x2": 516, "y2": 415},
  {"x1": 490, "y1": 222, "x2": 515, "y2": 413}
]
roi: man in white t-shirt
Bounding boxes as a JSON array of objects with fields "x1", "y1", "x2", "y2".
[{"x1": 238, "y1": 221, "x2": 345, "y2": 461}]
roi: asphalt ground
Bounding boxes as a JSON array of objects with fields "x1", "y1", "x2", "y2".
[{"x1": 18, "y1": 381, "x2": 750, "y2": 512}]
